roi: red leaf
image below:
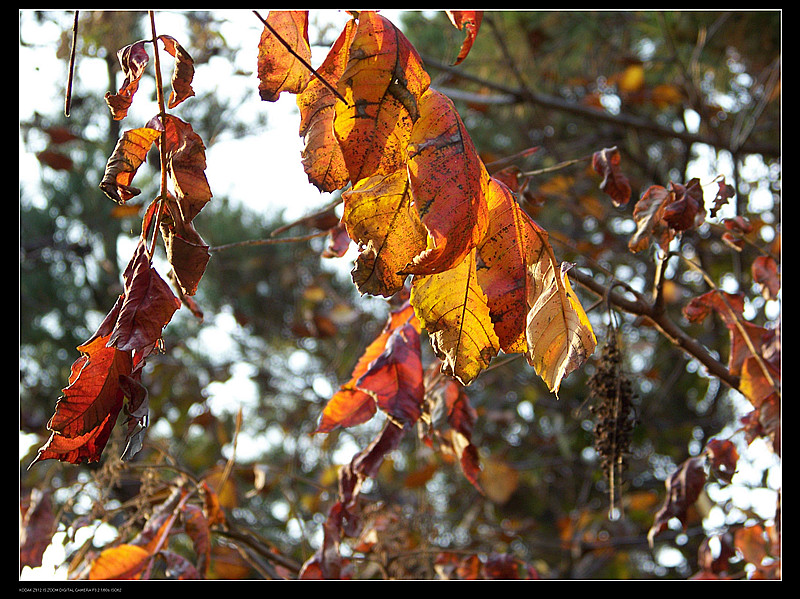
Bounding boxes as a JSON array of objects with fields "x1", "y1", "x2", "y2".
[
  {"x1": 108, "y1": 240, "x2": 181, "y2": 353},
  {"x1": 446, "y1": 11, "x2": 483, "y2": 66},
  {"x1": 403, "y1": 88, "x2": 489, "y2": 276},
  {"x1": 648, "y1": 456, "x2": 706, "y2": 546},
  {"x1": 148, "y1": 115, "x2": 213, "y2": 223},
  {"x1": 704, "y1": 438, "x2": 739, "y2": 484},
  {"x1": 30, "y1": 334, "x2": 133, "y2": 466},
  {"x1": 356, "y1": 320, "x2": 424, "y2": 426},
  {"x1": 751, "y1": 255, "x2": 780, "y2": 300},
  {"x1": 20, "y1": 489, "x2": 55, "y2": 570},
  {"x1": 591, "y1": 146, "x2": 631, "y2": 207},
  {"x1": 158, "y1": 35, "x2": 195, "y2": 109},
  {"x1": 315, "y1": 303, "x2": 420, "y2": 433},
  {"x1": 104, "y1": 40, "x2": 150, "y2": 120}
]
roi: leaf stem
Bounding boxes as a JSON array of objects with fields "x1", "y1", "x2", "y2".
[
  {"x1": 148, "y1": 11, "x2": 169, "y2": 259},
  {"x1": 252, "y1": 10, "x2": 348, "y2": 105},
  {"x1": 64, "y1": 11, "x2": 79, "y2": 117}
]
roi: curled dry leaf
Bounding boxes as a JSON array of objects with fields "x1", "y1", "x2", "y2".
[
  {"x1": 525, "y1": 259, "x2": 597, "y2": 396},
  {"x1": 257, "y1": 10, "x2": 312, "y2": 102},
  {"x1": 297, "y1": 19, "x2": 356, "y2": 192},
  {"x1": 99, "y1": 127, "x2": 161, "y2": 204},
  {"x1": 591, "y1": 146, "x2": 631, "y2": 207},
  {"x1": 628, "y1": 179, "x2": 705, "y2": 252},
  {"x1": 648, "y1": 456, "x2": 706, "y2": 547},
  {"x1": 446, "y1": 11, "x2": 483, "y2": 66},
  {"x1": 342, "y1": 168, "x2": 427, "y2": 297},
  {"x1": 158, "y1": 34, "x2": 196, "y2": 109},
  {"x1": 105, "y1": 40, "x2": 150, "y2": 120}
]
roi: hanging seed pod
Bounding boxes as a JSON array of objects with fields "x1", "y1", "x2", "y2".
[{"x1": 587, "y1": 333, "x2": 637, "y2": 518}]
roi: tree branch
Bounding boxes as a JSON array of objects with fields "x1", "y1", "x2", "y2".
[
  {"x1": 424, "y1": 56, "x2": 779, "y2": 159},
  {"x1": 568, "y1": 267, "x2": 740, "y2": 391}
]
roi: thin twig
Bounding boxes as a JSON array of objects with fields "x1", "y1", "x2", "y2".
[
  {"x1": 209, "y1": 229, "x2": 330, "y2": 252},
  {"x1": 252, "y1": 10, "x2": 348, "y2": 104},
  {"x1": 64, "y1": 11, "x2": 79, "y2": 117},
  {"x1": 148, "y1": 11, "x2": 168, "y2": 259}
]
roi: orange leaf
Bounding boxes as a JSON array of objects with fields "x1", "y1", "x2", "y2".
[
  {"x1": 297, "y1": 19, "x2": 356, "y2": 192},
  {"x1": 476, "y1": 177, "x2": 543, "y2": 353},
  {"x1": 257, "y1": 10, "x2": 312, "y2": 102},
  {"x1": 525, "y1": 256, "x2": 597, "y2": 396},
  {"x1": 99, "y1": 127, "x2": 161, "y2": 204},
  {"x1": 341, "y1": 168, "x2": 427, "y2": 297},
  {"x1": 316, "y1": 303, "x2": 418, "y2": 432},
  {"x1": 89, "y1": 544, "x2": 151, "y2": 580},
  {"x1": 446, "y1": 11, "x2": 483, "y2": 66},
  {"x1": 357, "y1": 319, "x2": 424, "y2": 427},
  {"x1": 404, "y1": 88, "x2": 489, "y2": 276},
  {"x1": 411, "y1": 248, "x2": 499, "y2": 385},
  {"x1": 334, "y1": 10, "x2": 430, "y2": 182}
]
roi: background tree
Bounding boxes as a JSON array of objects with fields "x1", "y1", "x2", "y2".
[{"x1": 20, "y1": 10, "x2": 779, "y2": 581}]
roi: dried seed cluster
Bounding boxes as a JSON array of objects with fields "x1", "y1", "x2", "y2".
[{"x1": 588, "y1": 335, "x2": 637, "y2": 487}]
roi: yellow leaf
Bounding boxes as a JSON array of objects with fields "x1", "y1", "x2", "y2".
[
  {"x1": 342, "y1": 168, "x2": 427, "y2": 297},
  {"x1": 526, "y1": 256, "x2": 596, "y2": 395},
  {"x1": 411, "y1": 248, "x2": 499, "y2": 385}
]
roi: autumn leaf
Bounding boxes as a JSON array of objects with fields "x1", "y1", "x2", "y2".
[
  {"x1": 710, "y1": 177, "x2": 736, "y2": 217},
  {"x1": 628, "y1": 179, "x2": 705, "y2": 253},
  {"x1": 297, "y1": 19, "x2": 356, "y2": 192},
  {"x1": 525, "y1": 257, "x2": 597, "y2": 396},
  {"x1": 591, "y1": 146, "x2": 631, "y2": 207},
  {"x1": 105, "y1": 40, "x2": 150, "y2": 120},
  {"x1": 30, "y1": 334, "x2": 133, "y2": 467},
  {"x1": 160, "y1": 194, "x2": 211, "y2": 296},
  {"x1": 704, "y1": 438, "x2": 739, "y2": 484},
  {"x1": 158, "y1": 35, "x2": 195, "y2": 109},
  {"x1": 341, "y1": 168, "x2": 427, "y2": 297},
  {"x1": 19, "y1": 489, "x2": 55, "y2": 571},
  {"x1": 108, "y1": 240, "x2": 182, "y2": 353},
  {"x1": 476, "y1": 177, "x2": 543, "y2": 353},
  {"x1": 411, "y1": 248, "x2": 500, "y2": 386},
  {"x1": 334, "y1": 10, "x2": 430, "y2": 182},
  {"x1": 421, "y1": 369, "x2": 482, "y2": 491},
  {"x1": 403, "y1": 88, "x2": 489, "y2": 276},
  {"x1": 316, "y1": 303, "x2": 419, "y2": 433},
  {"x1": 751, "y1": 255, "x2": 780, "y2": 300},
  {"x1": 257, "y1": 11, "x2": 312, "y2": 102},
  {"x1": 148, "y1": 114, "x2": 213, "y2": 222},
  {"x1": 446, "y1": 11, "x2": 483, "y2": 66},
  {"x1": 648, "y1": 456, "x2": 706, "y2": 547},
  {"x1": 99, "y1": 127, "x2": 161, "y2": 203},
  {"x1": 89, "y1": 544, "x2": 151, "y2": 580},
  {"x1": 356, "y1": 317, "x2": 424, "y2": 427}
]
